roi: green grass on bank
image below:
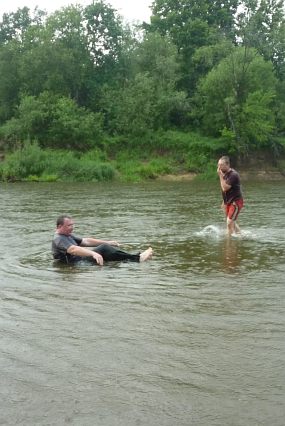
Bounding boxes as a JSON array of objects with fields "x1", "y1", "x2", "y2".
[
  {"x1": 0, "y1": 143, "x2": 115, "y2": 182},
  {"x1": 0, "y1": 131, "x2": 284, "y2": 182}
]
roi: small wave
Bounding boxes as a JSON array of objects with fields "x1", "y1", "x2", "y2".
[
  {"x1": 195, "y1": 224, "x2": 226, "y2": 239},
  {"x1": 236, "y1": 230, "x2": 255, "y2": 240},
  {"x1": 195, "y1": 226, "x2": 283, "y2": 246},
  {"x1": 239, "y1": 228, "x2": 285, "y2": 244}
]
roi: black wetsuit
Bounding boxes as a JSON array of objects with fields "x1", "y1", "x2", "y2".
[{"x1": 52, "y1": 234, "x2": 140, "y2": 264}]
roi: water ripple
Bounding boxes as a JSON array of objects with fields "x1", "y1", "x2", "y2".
[{"x1": 0, "y1": 181, "x2": 285, "y2": 426}]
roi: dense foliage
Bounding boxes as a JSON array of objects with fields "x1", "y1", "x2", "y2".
[{"x1": 0, "y1": 1, "x2": 285, "y2": 180}]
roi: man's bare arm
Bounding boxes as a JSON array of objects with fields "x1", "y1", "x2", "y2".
[
  {"x1": 81, "y1": 238, "x2": 120, "y2": 247},
  {"x1": 67, "y1": 245, "x2": 104, "y2": 265}
]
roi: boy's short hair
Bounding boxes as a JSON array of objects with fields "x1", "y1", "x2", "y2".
[{"x1": 219, "y1": 155, "x2": 230, "y2": 165}]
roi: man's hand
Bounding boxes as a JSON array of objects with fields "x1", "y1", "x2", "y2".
[
  {"x1": 92, "y1": 252, "x2": 104, "y2": 265},
  {"x1": 107, "y1": 240, "x2": 120, "y2": 247}
]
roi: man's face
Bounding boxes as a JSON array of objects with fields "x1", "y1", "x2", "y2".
[
  {"x1": 58, "y1": 218, "x2": 74, "y2": 235},
  {"x1": 218, "y1": 160, "x2": 229, "y2": 173}
]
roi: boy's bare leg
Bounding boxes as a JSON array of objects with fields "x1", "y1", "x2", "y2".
[
  {"x1": 234, "y1": 222, "x2": 241, "y2": 234},
  {"x1": 227, "y1": 219, "x2": 235, "y2": 236}
]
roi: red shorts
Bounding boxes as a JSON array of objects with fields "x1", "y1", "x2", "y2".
[{"x1": 225, "y1": 199, "x2": 244, "y2": 221}]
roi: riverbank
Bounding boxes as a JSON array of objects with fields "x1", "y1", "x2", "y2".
[
  {"x1": 157, "y1": 169, "x2": 285, "y2": 182},
  {"x1": 1, "y1": 161, "x2": 284, "y2": 182},
  {"x1": 0, "y1": 140, "x2": 284, "y2": 182}
]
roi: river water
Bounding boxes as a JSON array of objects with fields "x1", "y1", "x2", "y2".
[{"x1": 0, "y1": 180, "x2": 284, "y2": 425}]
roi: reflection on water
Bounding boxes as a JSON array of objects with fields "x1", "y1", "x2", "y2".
[
  {"x1": 220, "y1": 237, "x2": 241, "y2": 272},
  {"x1": 0, "y1": 181, "x2": 285, "y2": 426},
  {"x1": 195, "y1": 225, "x2": 242, "y2": 272}
]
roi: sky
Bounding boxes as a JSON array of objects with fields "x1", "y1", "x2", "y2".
[{"x1": 0, "y1": 0, "x2": 153, "y2": 23}]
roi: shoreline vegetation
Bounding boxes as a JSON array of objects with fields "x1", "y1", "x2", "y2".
[{"x1": 0, "y1": 134, "x2": 284, "y2": 183}]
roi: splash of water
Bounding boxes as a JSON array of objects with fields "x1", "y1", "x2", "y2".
[
  {"x1": 195, "y1": 224, "x2": 226, "y2": 239},
  {"x1": 195, "y1": 225, "x2": 258, "y2": 241}
]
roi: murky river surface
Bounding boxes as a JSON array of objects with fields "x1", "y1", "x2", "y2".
[{"x1": 0, "y1": 180, "x2": 284, "y2": 425}]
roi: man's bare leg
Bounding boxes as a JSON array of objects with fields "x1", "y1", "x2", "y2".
[{"x1": 140, "y1": 247, "x2": 153, "y2": 262}]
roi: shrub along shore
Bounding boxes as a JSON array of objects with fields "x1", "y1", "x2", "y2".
[{"x1": 0, "y1": 132, "x2": 284, "y2": 183}]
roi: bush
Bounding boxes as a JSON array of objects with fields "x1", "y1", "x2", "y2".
[
  {"x1": 0, "y1": 141, "x2": 47, "y2": 180},
  {"x1": 137, "y1": 158, "x2": 172, "y2": 179},
  {"x1": 0, "y1": 93, "x2": 104, "y2": 151},
  {"x1": 72, "y1": 160, "x2": 115, "y2": 181},
  {"x1": 44, "y1": 150, "x2": 115, "y2": 181},
  {"x1": 116, "y1": 156, "x2": 173, "y2": 181},
  {"x1": 0, "y1": 144, "x2": 115, "y2": 182}
]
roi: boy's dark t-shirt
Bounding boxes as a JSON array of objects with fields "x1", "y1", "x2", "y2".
[
  {"x1": 52, "y1": 234, "x2": 82, "y2": 263},
  {"x1": 222, "y1": 169, "x2": 243, "y2": 204}
]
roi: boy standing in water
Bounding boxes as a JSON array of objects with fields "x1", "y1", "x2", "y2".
[{"x1": 217, "y1": 156, "x2": 244, "y2": 236}]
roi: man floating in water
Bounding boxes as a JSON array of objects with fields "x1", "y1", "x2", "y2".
[
  {"x1": 52, "y1": 215, "x2": 153, "y2": 264},
  {"x1": 217, "y1": 156, "x2": 244, "y2": 237}
]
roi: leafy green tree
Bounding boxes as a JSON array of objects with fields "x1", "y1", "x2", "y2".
[
  {"x1": 83, "y1": 1, "x2": 124, "y2": 66},
  {"x1": 0, "y1": 92, "x2": 103, "y2": 150},
  {"x1": 102, "y1": 32, "x2": 189, "y2": 136},
  {"x1": 134, "y1": 32, "x2": 180, "y2": 81},
  {"x1": 103, "y1": 73, "x2": 170, "y2": 138},
  {"x1": 0, "y1": 42, "x2": 21, "y2": 122},
  {"x1": 0, "y1": 7, "x2": 46, "y2": 44},
  {"x1": 18, "y1": 7, "x2": 92, "y2": 103},
  {"x1": 0, "y1": 3, "x2": 131, "y2": 114},
  {"x1": 0, "y1": 7, "x2": 46, "y2": 123},
  {"x1": 149, "y1": 0, "x2": 239, "y2": 42},
  {"x1": 239, "y1": 90, "x2": 276, "y2": 146},
  {"x1": 236, "y1": 0, "x2": 285, "y2": 78},
  {"x1": 41, "y1": 2, "x2": 131, "y2": 109},
  {"x1": 108, "y1": 73, "x2": 158, "y2": 137},
  {"x1": 191, "y1": 39, "x2": 234, "y2": 82},
  {"x1": 81, "y1": 1, "x2": 132, "y2": 111},
  {"x1": 147, "y1": 0, "x2": 240, "y2": 93},
  {"x1": 275, "y1": 79, "x2": 285, "y2": 135},
  {"x1": 197, "y1": 47, "x2": 277, "y2": 153}
]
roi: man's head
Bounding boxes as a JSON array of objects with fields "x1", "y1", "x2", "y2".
[
  {"x1": 218, "y1": 155, "x2": 231, "y2": 173},
  {"x1": 56, "y1": 215, "x2": 74, "y2": 236}
]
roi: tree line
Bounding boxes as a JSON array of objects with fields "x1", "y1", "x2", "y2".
[{"x1": 0, "y1": 0, "x2": 285, "y2": 179}]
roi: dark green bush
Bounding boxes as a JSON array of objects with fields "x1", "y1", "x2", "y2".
[{"x1": 0, "y1": 142, "x2": 47, "y2": 180}]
